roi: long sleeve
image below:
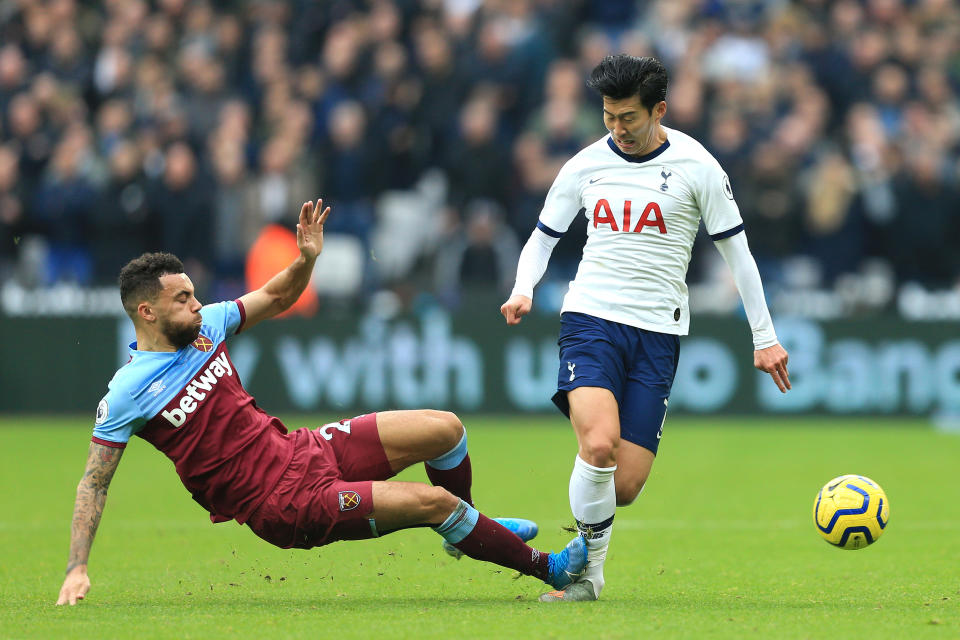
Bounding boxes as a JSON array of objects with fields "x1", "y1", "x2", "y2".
[
  {"x1": 510, "y1": 226, "x2": 561, "y2": 299},
  {"x1": 713, "y1": 231, "x2": 779, "y2": 349}
]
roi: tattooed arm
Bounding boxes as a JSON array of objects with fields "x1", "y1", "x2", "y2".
[{"x1": 56, "y1": 442, "x2": 124, "y2": 605}]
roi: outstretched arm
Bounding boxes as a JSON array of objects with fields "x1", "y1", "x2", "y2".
[
  {"x1": 238, "y1": 198, "x2": 331, "y2": 331},
  {"x1": 56, "y1": 442, "x2": 124, "y2": 605},
  {"x1": 714, "y1": 232, "x2": 791, "y2": 393}
]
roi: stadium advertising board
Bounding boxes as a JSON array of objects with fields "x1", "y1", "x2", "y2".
[{"x1": 1, "y1": 310, "x2": 958, "y2": 416}]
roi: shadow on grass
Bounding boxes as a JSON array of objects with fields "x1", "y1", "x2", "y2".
[
  {"x1": 59, "y1": 590, "x2": 542, "y2": 609},
  {"x1": 62, "y1": 590, "x2": 838, "y2": 613}
]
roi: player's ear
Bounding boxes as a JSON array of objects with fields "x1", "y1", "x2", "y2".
[
  {"x1": 138, "y1": 300, "x2": 156, "y2": 323},
  {"x1": 654, "y1": 101, "x2": 666, "y2": 121}
]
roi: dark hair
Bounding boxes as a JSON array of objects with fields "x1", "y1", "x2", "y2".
[
  {"x1": 587, "y1": 55, "x2": 668, "y2": 113},
  {"x1": 119, "y1": 252, "x2": 184, "y2": 318}
]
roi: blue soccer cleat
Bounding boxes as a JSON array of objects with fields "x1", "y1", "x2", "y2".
[
  {"x1": 497, "y1": 517, "x2": 539, "y2": 542},
  {"x1": 442, "y1": 517, "x2": 539, "y2": 560},
  {"x1": 546, "y1": 536, "x2": 588, "y2": 590}
]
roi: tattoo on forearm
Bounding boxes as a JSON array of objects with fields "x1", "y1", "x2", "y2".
[{"x1": 66, "y1": 443, "x2": 123, "y2": 572}]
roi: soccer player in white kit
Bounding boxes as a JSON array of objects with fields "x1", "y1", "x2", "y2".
[{"x1": 500, "y1": 55, "x2": 791, "y2": 602}]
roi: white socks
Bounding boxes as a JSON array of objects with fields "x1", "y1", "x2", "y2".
[{"x1": 569, "y1": 454, "x2": 616, "y2": 598}]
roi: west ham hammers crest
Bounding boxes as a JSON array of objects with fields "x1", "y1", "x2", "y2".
[
  {"x1": 192, "y1": 335, "x2": 214, "y2": 352},
  {"x1": 338, "y1": 490, "x2": 361, "y2": 511}
]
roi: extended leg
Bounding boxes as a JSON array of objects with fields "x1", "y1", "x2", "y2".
[
  {"x1": 368, "y1": 481, "x2": 585, "y2": 589},
  {"x1": 543, "y1": 386, "x2": 620, "y2": 602}
]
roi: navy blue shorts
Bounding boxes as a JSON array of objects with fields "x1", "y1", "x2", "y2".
[{"x1": 552, "y1": 312, "x2": 680, "y2": 454}]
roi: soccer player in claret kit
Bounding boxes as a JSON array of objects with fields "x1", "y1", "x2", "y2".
[
  {"x1": 500, "y1": 55, "x2": 792, "y2": 602},
  {"x1": 56, "y1": 199, "x2": 586, "y2": 606}
]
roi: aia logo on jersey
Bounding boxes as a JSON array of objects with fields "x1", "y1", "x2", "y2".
[
  {"x1": 192, "y1": 335, "x2": 214, "y2": 352},
  {"x1": 593, "y1": 199, "x2": 667, "y2": 234}
]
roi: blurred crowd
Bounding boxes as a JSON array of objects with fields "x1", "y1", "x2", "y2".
[{"x1": 0, "y1": 0, "x2": 958, "y2": 314}]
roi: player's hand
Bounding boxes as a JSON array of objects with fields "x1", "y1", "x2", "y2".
[
  {"x1": 56, "y1": 566, "x2": 90, "y2": 606},
  {"x1": 500, "y1": 294, "x2": 532, "y2": 325},
  {"x1": 755, "y1": 343, "x2": 790, "y2": 393},
  {"x1": 296, "y1": 198, "x2": 331, "y2": 261}
]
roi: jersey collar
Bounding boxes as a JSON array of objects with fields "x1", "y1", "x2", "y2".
[
  {"x1": 128, "y1": 341, "x2": 180, "y2": 356},
  {"x1": 606, "y1": 135, "x2": 670, "y2": 163}
]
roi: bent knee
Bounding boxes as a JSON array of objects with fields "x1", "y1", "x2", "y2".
[
  {"x1": 419, "y1": 485, "x2": 460, "y2": 522},
  {"x1": 579, "y1": 434, "x2": 618, "y2": 468},
  {"x1": 424, "y1": 410, "x2": 464, "y2": 446}
]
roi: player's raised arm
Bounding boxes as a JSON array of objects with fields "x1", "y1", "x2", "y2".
[
  {"x1": 238, "y1": 198, "x2": 331, "y2": 331},
  {"x1": 56, "y1": 442, "x2": 124, "y2": 605}
]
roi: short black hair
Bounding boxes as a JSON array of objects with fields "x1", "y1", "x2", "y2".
[
  {"x1": 587, "y1": 55, "x2": 668, "y2": 113},
  {"x1": 119, "y1": 252, "x2": 184, "y2": 318}
]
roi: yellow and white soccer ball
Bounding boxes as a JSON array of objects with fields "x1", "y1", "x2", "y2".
[{"x1": 813, "y1": 475, "x2": 890, "y2": 549}]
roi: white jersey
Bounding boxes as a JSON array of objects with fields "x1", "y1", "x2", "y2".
[{"x1": 537, "y1": 127, "x2": 743, "y2": 335}]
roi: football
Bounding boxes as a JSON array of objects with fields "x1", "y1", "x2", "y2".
[{"x1": 813, "y1": 475, "x2": 890, "y2": 549}]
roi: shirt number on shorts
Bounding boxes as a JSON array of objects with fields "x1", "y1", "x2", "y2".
[{"x1": 319, "y1": 420, "x2": 352, "y2": 441}]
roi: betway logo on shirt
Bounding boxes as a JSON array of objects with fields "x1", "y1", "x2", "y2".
[{"x1": 161, "y1": 352, "x2": 233, "y2": 427}]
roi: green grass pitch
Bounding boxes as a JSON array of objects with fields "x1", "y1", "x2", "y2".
[{"x1": 2, "y1": 415, "x2": 958, "y2": 639}]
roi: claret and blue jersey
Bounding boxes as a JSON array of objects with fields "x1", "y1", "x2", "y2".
[
  {"x1": 92, "y1": 300, "x2": 246, "y2": 447},
  {"x1": 91, "y1": 299, "x2": 293, "y2": 524}
]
